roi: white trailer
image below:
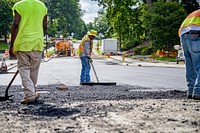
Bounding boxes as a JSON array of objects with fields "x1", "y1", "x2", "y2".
[{"x1": 101, "y1": 39, "x2": 118, "y2": 55}]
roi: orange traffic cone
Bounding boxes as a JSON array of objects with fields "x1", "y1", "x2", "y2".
[
  {"x1": 4, "y1": 49, "x2": 9, "y2": 55},
  {"x1": 107, "y1": 52, "x2": 110, "y2": 58}
]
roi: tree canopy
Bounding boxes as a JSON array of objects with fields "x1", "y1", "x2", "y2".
[
  {"x1": 1, "y1": 0, "x2": 197, "y2": 55},
  {"x1": 0, "y1": 0, "x2": 87, "y2": 41},
  {"x1": 143, "y1": 0, "x2": 186, "y2": 51},
  {"x1": 0, "y1": 0, "x2": 15, "y2": 42}
]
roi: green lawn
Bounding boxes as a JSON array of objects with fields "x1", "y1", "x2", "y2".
[
  {"x1": 155, "y1": 56, "x2": 176, "y2": 62},
  {"x1": 0, "y1": 43, "x2": 9, "y2": 50}
]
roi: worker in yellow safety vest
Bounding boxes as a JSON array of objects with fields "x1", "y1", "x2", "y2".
[
  {"x1": 179, "y1": 9, "x2": 200, "y2": 100},
  {"x1": 78, "y1": 30, "x2": 97, "y2": 84}
]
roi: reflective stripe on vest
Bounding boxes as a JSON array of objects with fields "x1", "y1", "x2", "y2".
[
  {"x1": 179, "y1": 10, "x2": 200, "y2": 37},
  {"x1": 77, "y1": 34, "x2": 93, "y2": 55}
]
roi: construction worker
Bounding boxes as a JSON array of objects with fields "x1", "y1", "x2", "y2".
[
  {"x1": 78, "y1": 30, "x2": 97, "y2": 84},
  {"x1": 179, "y1": 9, "x2": 200, "y2": 100},
  {"x1": 10, "y1": 0, "x2": 47, "y2": 104}
]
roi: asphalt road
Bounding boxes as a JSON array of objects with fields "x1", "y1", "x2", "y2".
[
  {"x1": 1, "y1": 44, "x2": 198, "y2": 133},
  {"x1": 1, "y1": 56, "x2": 187, "y2": 91}
]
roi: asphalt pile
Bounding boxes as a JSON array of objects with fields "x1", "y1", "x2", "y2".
[{"x1": 0, "y1": 84, "x2": 186, "y2": 104}]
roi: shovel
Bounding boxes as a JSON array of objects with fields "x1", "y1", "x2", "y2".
[{"x1": 0, "y1": 70, "x2": 19, "y2": 101}]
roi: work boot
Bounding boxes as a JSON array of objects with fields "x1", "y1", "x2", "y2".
[
  {"x1": 187, "y1": 95, "x2": 193, "y2": 99},
  {"x1": 35, "y1": 92, "x2": 40, "y2": 100},
  {"x1": 21, "y1": 95, "x2": 36, "y2": 104},
  {"x1": 193, "y1": 95, "x2": 200, "y2": 100}
]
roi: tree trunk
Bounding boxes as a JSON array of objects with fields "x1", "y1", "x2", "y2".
[
  {"x1": 146, "y1": 0, "x2": 152, "y2": 5},
  {"x1": 3, "y1": 32, "x2": 7, "y2": 43}
]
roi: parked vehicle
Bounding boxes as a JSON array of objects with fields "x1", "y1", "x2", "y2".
[
  {"x1": 174, "y1": 45, "x2": 184, "y2": 64},
  {"x1": 101, "y1": 39, "x2": 118, "y2": 55},
  {"x1": 0, "y1": 58, "x2": 7, "y2": 74}
]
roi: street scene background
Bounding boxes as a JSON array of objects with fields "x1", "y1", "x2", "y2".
[{"x1": 0, "y1": 0, "x2": 200, "y2": 133}]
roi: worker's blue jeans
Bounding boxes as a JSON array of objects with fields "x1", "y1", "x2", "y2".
[
  {"x1": 80, "y1": 56, "x2": 91, "y2": 83},
  {"x1": 181, "y1": 33, "x2": 200, "y2": 96}
]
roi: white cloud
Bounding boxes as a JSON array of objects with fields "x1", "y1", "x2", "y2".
[{"x1": 79, "y1": 0, "x2": 100, "y2": 24}]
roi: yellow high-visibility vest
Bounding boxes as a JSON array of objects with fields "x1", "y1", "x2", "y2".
[
  {"x1": 77, "y1": 34, "x2": 93, "y2": 55},
  {"x1": 179, "y1": 9, "x2": 200, "y2": 37}
]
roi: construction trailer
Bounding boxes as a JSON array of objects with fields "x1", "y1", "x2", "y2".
[{"x1": 101, "y1": 39, "x2": 118, "y2": 55}]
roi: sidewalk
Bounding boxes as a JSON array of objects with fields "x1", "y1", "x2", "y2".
[
  {"x1": 108, "y1": 55, "x2": 185, "y2": 68},
  {"x1": 92, "y1": 48, "x2": 185, "y2": 68},
  {"x1": 1, "y1": 50, "x2": 185, "y2": 71}
]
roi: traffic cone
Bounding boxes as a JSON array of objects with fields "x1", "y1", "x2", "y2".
[
  {"x1": 4, "y1": 49, "x2": 9, "y2": 55},
  {"x1": 66, "y1": 51, "x2": 68, "y2": 56},
  {"x1": 122, "y1": 55, "x2": 125, "y2": 61},
  {"x1": 107, "y1": 52, "x2": 110, "y2": 58}
]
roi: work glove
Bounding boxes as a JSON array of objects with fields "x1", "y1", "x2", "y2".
[{"x1": 87, "y1": 57, "x2": 93, "y2": 63}]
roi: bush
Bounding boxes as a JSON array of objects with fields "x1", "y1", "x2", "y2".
[
  {"x1": 134, "y1": 44, "x2": 153, "y2": 55},
  {"x1": 121, "y1": 38, "x2": 138, "y2": 50},
  {"x1": 0, "y1": 43, "x2": 9, "y2": 50}
]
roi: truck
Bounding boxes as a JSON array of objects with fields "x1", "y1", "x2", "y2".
[{"x1": 101, "y1": 39, "x2": 118, "y2": 55}]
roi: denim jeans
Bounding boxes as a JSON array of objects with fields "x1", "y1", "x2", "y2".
[
  {"x1": 181, "y1": 34, "x2": 200, "y2": 96},
  {"x1": 80, "y1": 56, "x2": 91, "y2": 83}
]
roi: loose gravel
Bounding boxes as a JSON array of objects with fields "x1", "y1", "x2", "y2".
[{"x1": 0, "y1": 84, "x2": 199, "y2": 133}]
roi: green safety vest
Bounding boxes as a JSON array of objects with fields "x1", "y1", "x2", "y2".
[
  {"x1": 12, "y1": 0, "x2": 47, "y2": 53},
  {"x1": 179, "y1": 9, "x2": 200, "y2": 37}
]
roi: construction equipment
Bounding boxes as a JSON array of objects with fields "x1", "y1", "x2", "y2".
[
  {"x1": 55, "y1": 40, "x2": 74, "y2": 56},
  {"x1": 0, "y1": 58, "x2": 7, "y2": 74},
  {"x1": 0, "y1": 70, "x2": 19, "y2": 101},
  {"x1": 81, "y1": 61, "x2": 117, "y2": 86},
  {"x1": 174, "y1": 45, "x2": 184, "y2": 64}
]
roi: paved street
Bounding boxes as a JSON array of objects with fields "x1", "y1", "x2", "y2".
[
  {"x1": 0, "y1": 53, "x2": 200, "y2": 133},
  {"x1": 1, "y1": 54, "x2": 186, "y2": 89}
]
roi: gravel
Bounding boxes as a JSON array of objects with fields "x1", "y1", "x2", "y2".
[{"x1": 0, "y1": 84, "x2": 199, "y2": 133}]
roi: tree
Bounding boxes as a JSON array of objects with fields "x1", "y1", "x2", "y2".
[
  {"x1": 0, "y1": 0, "x2": 15, "y2": 42},
  {"x1": 44, "y1": 0, "x2": 87, "y2": 39},
  {"x1": 143, "y1": 0, "x2": 186, "y2": 52},
  {"x1": 93, "y1": 9, "x2": 109, "y2": 39},
  {"x1": 96, "y1": 0, "x2": 145, "y2": 49},
  {"x1": 181, "y1": 0, "x2": 199, "y2": 14}
]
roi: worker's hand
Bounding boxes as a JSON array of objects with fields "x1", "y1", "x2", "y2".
[
  {"x1": 89, "y1": 58, "x2": 93, "y2": 63},
  {"x1": 9, "y1": 45, "x2": 16, "y2": 59},
  {"x1": 87, "y1": 56, "x2": 93, "y2": 63}
]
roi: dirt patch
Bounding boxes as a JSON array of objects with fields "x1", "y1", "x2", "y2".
[{"x1": 0, "y1": 85, "x2": 199, "y2": 133}]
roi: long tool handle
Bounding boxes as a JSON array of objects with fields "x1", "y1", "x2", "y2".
[
  {"x1": 90, "y1": 62, "x2": 99, "y2": 83},
  {"x1": 5, "y1": 70, "x2": 19, "y2": 97}
]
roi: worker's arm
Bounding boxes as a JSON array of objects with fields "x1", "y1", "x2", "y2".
[
  {"x1": 43, "y1": 15, "x2": 47, "y2": 35},
  {"x1": 10, "y1": 10, "x2": 21, "y2": 58}
]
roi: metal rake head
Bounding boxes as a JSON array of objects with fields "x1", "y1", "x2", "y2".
[{"x1": 0, "y1": 95, "x2": 13, "y2": 101}]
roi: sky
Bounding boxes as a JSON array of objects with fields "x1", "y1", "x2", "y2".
[{"x1": 79, "y1": 0, "x2": 100, "y2": 24}]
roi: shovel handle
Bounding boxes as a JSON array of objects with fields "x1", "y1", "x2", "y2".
[
  {"x1": 5, "y1": 70, "x2": 19, "y2": 96},
  {"x1": 90, "y1": 62, "x2": 99, "y2": 83}
]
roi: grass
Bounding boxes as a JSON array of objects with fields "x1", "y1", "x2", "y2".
[
  {"x1": 155, "y1": 56, "x2": 176, "y2": 62},
  {"x1": 0, "y1": 43, "x2": 9, "y2": 50},
  {"x1": 44, "y1": 47, "x2": 55, "y2": 56},
  {"x1": 46, "y1": 50, "x2": 55, "y2": 56},
  {"x1": 96, "y1": 48, "x2": 101, "y2": 55}
]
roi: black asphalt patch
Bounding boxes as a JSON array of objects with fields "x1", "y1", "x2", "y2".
[
  {"x1": 0, "y1": 84, "x2": 187, "y2": 118},
  {"x1": 0, "y1": 84, "x2": 186, "y2": 105}
]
